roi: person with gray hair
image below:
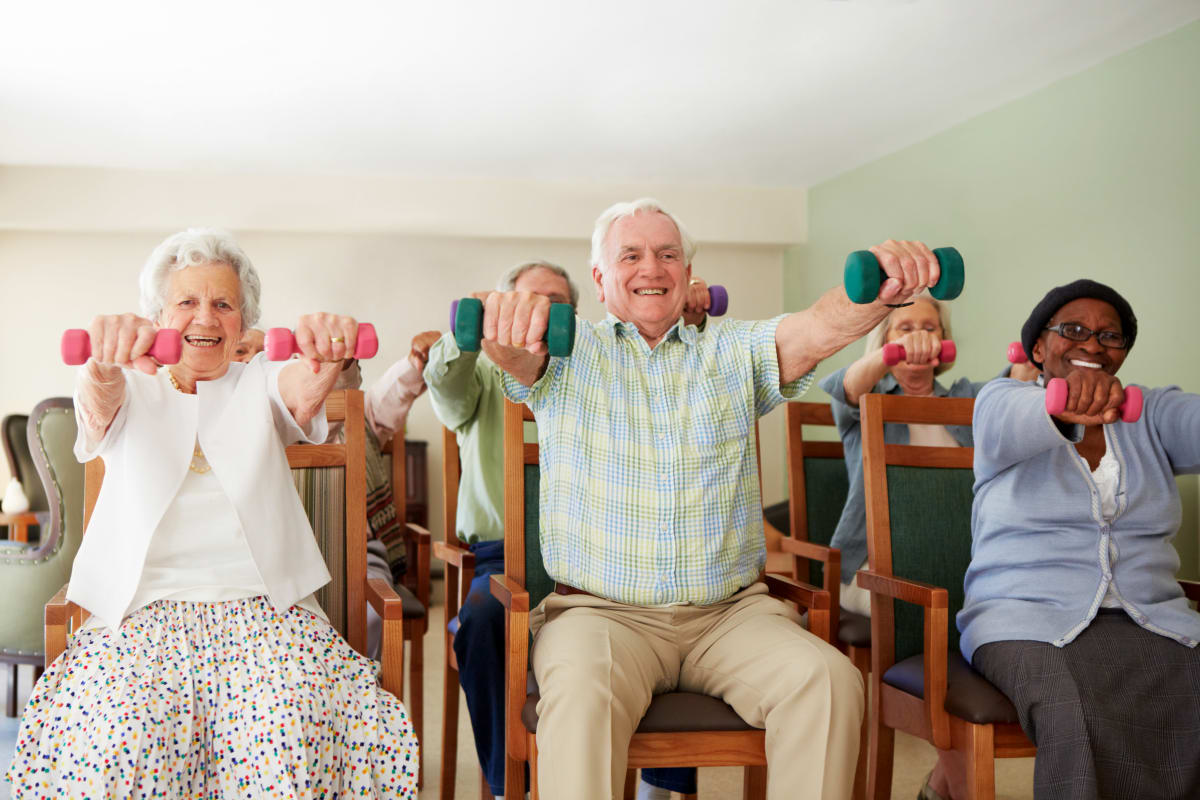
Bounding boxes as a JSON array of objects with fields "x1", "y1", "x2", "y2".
[{"x1": 7, "y1": 228, "x2": 419, "y2": 798}]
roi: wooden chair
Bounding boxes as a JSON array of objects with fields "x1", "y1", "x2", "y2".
[
  {"x1": 45, "y1": 391, "x2": 422, "y2": 731},
  {"x1": 777, "y1": 401, "x2": 868, "y2": 799},
  {"x1": 379, "y1": 429, "x2": 431, "y2": 783},
  {"x1": 3, "y1": 399, "x2": 80, "y2": 715},
  {"x1": 430, "y1": 424, "x2": 492, "y2": 799},
  {"x1": 857, "y1": 394, "x2": 1034, "y2": 800},
  {"x1": 490, "y1": 399, "x2": 832, "y2": 800}
]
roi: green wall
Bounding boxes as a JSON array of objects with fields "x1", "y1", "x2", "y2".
[{"x1": 788, "y1": 20, "x2": 1200, "y2": 577}]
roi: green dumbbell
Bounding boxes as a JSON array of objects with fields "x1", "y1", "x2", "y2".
[
  {"x1": 451, "y1": 297, "x2": 576, "y2": 357},
  {"x1": 843, "y1": 247, "x2": 965, "y2": 304}
]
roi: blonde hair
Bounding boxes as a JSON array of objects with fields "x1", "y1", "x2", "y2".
[{"x1": 863, "y1": 293, "x2": 954, "y2": 376}]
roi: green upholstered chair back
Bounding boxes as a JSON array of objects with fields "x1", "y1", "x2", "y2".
[
  {"x1": 785, "y1": 403, "x2": 848, "y2": 587},
  {"x1": 4, "y1": 414, "x2": 47, "y2": 514},
  {"x1": 0, "y1": 399, "x2": 83, "y2": 657},
  {"x1": 860, "y1": 394, "x2": 975, "y2": 667},
  {"x1": 885, "y1": 464, "x2": 975, "y2": 664}
]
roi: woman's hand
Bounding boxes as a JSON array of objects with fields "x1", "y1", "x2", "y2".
[
  {"x1": 1052, "y1": 370, "x2": 1125, "y2": 426},
  {"x1": 293, "y1": 313, "x2": 360, "y2": 372},
  {"x1": 891, "y1": 329, "x2": 943, "y2": 366},
  {"x1": 87, "y1": 313, "x2": 162, "y2": 375}
]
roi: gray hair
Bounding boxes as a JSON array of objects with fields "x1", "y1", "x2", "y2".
[
  {"x1": 863, "y1": 292, "x2": 955, "y2": 376},
  {"x1": 497, "y1": 260, "x2": 579, "y2": 309},
  {"x1": 139, "y1": 228, "x2": 262, "y2": 329},
  {"x1": 589, "y1": 198, "x2": 696, "y2": 270}
]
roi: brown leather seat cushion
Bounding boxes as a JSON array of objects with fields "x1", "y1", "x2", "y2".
[
  {"x1": 521, "y1": 672, "x2": 758, "y2": 735},
  {"x1": 837, "y1": 610, "x2": 871, "y2": 648},
  {"x1": 881, "y1": 651, "x2": 1019, "y2": 725}
]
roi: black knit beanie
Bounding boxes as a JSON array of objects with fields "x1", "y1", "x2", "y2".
[{"x1": 1020, "y1": 279, "x2": 1137, "y2": 369}]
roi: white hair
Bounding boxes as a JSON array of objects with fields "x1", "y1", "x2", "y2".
[
  {"x1": 497, "y1": 260, "x2": 579, "y2": 309},
  {"x1": 139, "y1": 228, "x2": 262, "y2": 329},
  {"x1": 863, "y1": 292, "x2": 955, "y2": 376},
  {"x1": 589, "y1": 198, "x2": 697, "y2": 270}
]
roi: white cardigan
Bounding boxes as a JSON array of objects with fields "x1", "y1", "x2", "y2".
[{"x1": 69, "y1": 355, "x2": 332, "y2": 630}]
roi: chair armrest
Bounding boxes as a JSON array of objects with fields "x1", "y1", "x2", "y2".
[
  {"x1": 1180, "y1": 579, "x2": 1200, "y2": 603},
  {"x1": 779, "y1": 537, "x2": 838, "y2": 564},
  {"x1": 402, "y1": 523, "x2": 431, "y2": 630},
  {"x1": 365, "y1": 577, "x2": 406, "y2": 621},
  {"x1": 856, "y1": 570, "x2": 948, "y2": 608},
  {"x1": 433, "y1": 540, "x2": 476, "y2": 569},
  {"x1": 490, "y1": 574, "x2": 530, "y2": 613},
  {"x1": 45, "y1": 583, "x2": 87, "y2": 666},
  {"x1": 857, "y1": 569, "x2": 951, "y2": 749},
  {"x1": 763, "y1": 573, "x2": 832, "y2": 643}
]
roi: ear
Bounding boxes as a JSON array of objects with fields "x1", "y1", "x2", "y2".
[
  {"x1": 1031, "y1": 336, "x2": 1046, "y2": 366},
  {"x1": 591, "y1": 264, "x2": 605, "y2": 303},
  {"x1": 686, "y1": 262, "x2": 692, "y2": 281}
]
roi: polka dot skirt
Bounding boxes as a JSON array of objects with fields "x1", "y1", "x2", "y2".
[{"x1": 6, "y1": 596, "x2": 418, "y2": 798}]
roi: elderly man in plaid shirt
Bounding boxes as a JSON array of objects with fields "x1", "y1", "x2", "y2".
[{"x1": 478, "y1": 198, "x2": 942, "y2": 800}]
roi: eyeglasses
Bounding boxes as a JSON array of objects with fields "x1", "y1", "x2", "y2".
[{"x1": 1044, "y1": 322, "x2": 1128, "y2": 349}]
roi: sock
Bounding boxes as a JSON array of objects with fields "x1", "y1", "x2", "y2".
[{"x1": 637, "y1": 780, "x2": 672, "y2": 800}]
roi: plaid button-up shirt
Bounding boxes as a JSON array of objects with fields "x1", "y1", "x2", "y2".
[{"x1": 502, "y1": 313, "x2": 812, "y2": 606}]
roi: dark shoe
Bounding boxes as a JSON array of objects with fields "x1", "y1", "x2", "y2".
[{"x1": 918, "y1": 770, "x2": 947, "y2": 800}]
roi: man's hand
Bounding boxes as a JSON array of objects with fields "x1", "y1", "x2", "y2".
[
  {"x1": 407, "y1": 330, "x2": 442, "y2": 372},
  {"x1": 1051, "y1": 371, "x2": 1125, "y2": 426},
  {"x1": 477, "y1": 290, "x2": 552, "y2": 386},
  {"x1": 869, "y1": 240, "x2": 941, "y2": 304},
  {"x1": 682, "y1": 277, "x2": 710, "y2": 328}
]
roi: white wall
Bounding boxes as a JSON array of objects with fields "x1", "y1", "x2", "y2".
[{"x1": 0, "y1": 166, "x2": 805, "y2": 541}]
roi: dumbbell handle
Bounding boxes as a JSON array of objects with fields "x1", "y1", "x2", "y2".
[
  {"x1": 882, "y1": 340, "x2": 956, "y2": 367},
  {"x1": 61, "y1": 328, "x2": 182, "y2": 365},
  {"x1": 1044, "y1": 377, "x2": 1143, "y2": 423},
  {"x1": 264, "y1": 323, "x2": 379, "y2": 361},
  {"x1": 1007, "y1": 342, "x2": 1027, "y2": 364}
]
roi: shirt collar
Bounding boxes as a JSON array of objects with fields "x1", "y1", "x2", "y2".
[
  {"x1": 877, "y1": 371, "x2": 950, "y2": 397},
  {"x1": 601, "y1": 313, "x2": 695, "y2": 347}
]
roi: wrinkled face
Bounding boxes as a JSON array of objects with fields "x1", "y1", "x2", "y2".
[
  {"x1": 159, "y1": 262, "x2": 243, "y2": 378},
  {"x1": 1033, "y1": 297, "x2": 1127, "y2": 380},
  {"x1": 591, "y1": 210, "x2": 691, "y2": 344},
  {"x1": 232, "y1": 328, "x2": 265, "y2": 363},
  {"x1": 513, "y1": 266, "x2": 571, "y2": 306},
  {"x1": 884, "y1": 297, "x2": 943, "y2": 380}
]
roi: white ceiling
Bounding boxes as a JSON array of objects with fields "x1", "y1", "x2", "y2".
[{"x1": 2, "y1": 0, "x2": 1197, "y2": 188}]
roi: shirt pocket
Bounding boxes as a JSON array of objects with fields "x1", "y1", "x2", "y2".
[{"x1": 683, "y1": 395, "x2": 753, "y2": 456}]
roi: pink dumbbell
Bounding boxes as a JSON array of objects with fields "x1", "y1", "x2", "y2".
[
  {"x1": 61, "y1": 328, "x2": 182, "y2": 365},
  {"x1": 1045, "y1": 377, "x2": 1143, "y2": 423},
  {"x1": 264, "y1": 323, "x2": 379, "y2": 361},
  {"x1": 882, "y1": 340, "x2": 956, "y2": 367},
  {"x1": 1007, "y1": 342, "x2": 1027, "y2": 364}
]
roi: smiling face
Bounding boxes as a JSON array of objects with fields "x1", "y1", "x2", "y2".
[
  {"x1": 591, "y1": 210, "x2": 691, "y2": 347},
  {"x1": 1032, "y1": 297, "x2": 1128, "y2": 380},
  {"x1": 158, "y1": 261, "x2": 244, "y2": 381}
]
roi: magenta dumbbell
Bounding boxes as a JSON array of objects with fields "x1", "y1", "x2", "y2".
[
  {"x1": 1044, "y1": 377, "x2": 1143, "y2": 423},
  {"x1": 882, "y1": 340, "x2": 956, "y2": 367},
  {"x1": 61, "y1": 328, "x2": 182, "y2": 365},
  {"x1": 1007, "y1": 342, "x2": 1028, "y2": 364},
  {"x1": 265, "y1": 323, "x2": 379, "y2": 361}
]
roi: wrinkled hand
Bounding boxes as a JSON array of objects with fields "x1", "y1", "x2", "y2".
[
  {"x1": 1053, "y1": 370, "x2": 1125, "y2": 425},
  {"x1": 294, "y1": 313, "x2": 359, "y2": 372},
  {"x1": 682, "y1": 278, "x2": 710, "y2": 327},
  {"x1": 869, "y1": 240, "x2": 941, "y2": 304},
  {"x1": 87, "y1": 313, "x2": 161, "y2": 375},
  {"x1": 890, "y1": 330, "x2": 942, "y2": 366},
  {"x1": 407, "y1": 330, "x2": 442, "y2": 371}
]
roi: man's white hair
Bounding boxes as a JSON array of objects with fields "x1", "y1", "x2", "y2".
[
  {"x1": 139, "y1": 228, "x2": 262, "y2": 330},
  {"x1": 589, "y1": 198, "x2": 697, "y2": 270},
  {"x1": 497, "y1": 260, "x2": 579, "y2": 309}
]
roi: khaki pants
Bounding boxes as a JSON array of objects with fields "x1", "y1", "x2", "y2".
[{"x1": 530, "y1": 583, "x2": 864, "y2": 800}]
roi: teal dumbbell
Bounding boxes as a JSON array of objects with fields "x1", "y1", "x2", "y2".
[
  {"x1": 451, "y1": 297, "x2": 576, "y2": 357},
  {"x1": 843, "y1": 247, "x2": 965, "y2": 304}
]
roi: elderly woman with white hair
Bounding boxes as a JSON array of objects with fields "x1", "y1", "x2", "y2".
[{"x1": 6, "y1": 229, "x2": 419, "y2": 798}]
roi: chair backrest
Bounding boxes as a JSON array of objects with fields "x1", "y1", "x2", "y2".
[
  {"x1": 4, "y1": 413, "x2": 47, "y2": 513},
  {"x1": 442, "y1": 425, "x2": 460, "y2": 549},
  {"x1": 0, "y1": 399, "x2": 83, "y2": 655},
  {"x1": 785, "y1": 402, "x2": 849, "y2": 586},
  {"x1": 78, "y1": 389, "x2": 369, "y2": 655},
  {"x1": 861, "y1": 394, "x2": 975, "y2": 667},
  {"x1": 503, "y1": 399, "x2": 554, "y2": 608}
]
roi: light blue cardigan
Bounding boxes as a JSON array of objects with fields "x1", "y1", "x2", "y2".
[{"x1": 958, "y1": 378, "x2": 1200, "y2": 662}]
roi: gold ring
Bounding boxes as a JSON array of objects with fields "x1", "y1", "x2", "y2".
[
  {"x1": 513, "y1": 338, "x2": 525, "y2": 348},
  {"x1": 330, "y1": 336, "x2": 345, "y2": 343}
]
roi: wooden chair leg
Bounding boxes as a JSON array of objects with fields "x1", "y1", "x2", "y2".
[
  {"x1": 743, "y1": 764, "x2": 767, "y2": 799},
  {"x1": 406, "y1": 618, "x2": 425, "y2": 787},
  {"x1": 480, "y1": 768, "x2": 493, "y2": 799},
  {"x1": 849, "y1": 646, "x2": 871, "y2": 800},
  {"x1": 680, "y1": 793, "x2": 699, "y2": 800},
  {"x1": 623, "y1": 768, "x2": 637, "y2": 800},
  {"x1": 5, "y1": 663, "x2": 15, "y2": 718},
  {"x1": 867, "y1": 696, "x2": 895, "y2": 800},
  {"x1": 962, "y1": 722, "x2": 996, "y2": 800},
  {"x1": 525, "y1": 733, "x2": 539, "y2": 800},
  {"x1": 441, "y1": 656, "x2": 460, "y2": 800}
]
